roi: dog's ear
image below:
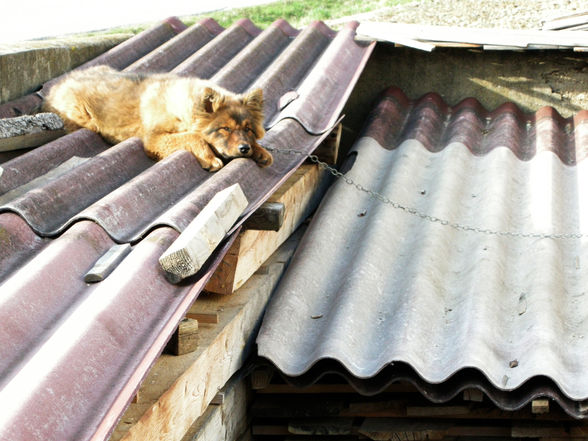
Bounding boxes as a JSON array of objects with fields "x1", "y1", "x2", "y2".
[
  {"x1": 201, "y1": 87, "x2": 223, "y2": 113},
  {"x1": 242, "y1": 88, "x2": 264, "y2": 112}
]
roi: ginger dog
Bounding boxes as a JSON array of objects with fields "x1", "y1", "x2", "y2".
[{"x1": 44, "y1": 66, "x2": 273, "y2": 171}]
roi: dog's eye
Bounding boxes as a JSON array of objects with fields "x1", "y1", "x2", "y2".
[
  {"x1": 244, "y1": 127, "x2": 252, "y2": 133},
  {"x1": 219, "y1": 127, "x2": 231, "y2": 132}
]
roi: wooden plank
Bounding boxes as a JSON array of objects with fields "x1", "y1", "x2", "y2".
[
  {"x1": 463, "y1": 388, "x2": 484, "y2": 402},
  {"x1": 0, "y1": 112, "x2": 65, "y2": 152},
  {"x1": 359, "y1": 419, "x2": 450, "y2": 441},
  {"x1": 251, "y1": 425, "x2": 290, "y2": 436},
  {"x1": 84, "y1": 244, "x2": 132, "y2": 283},
  {"x1": 447, "y1": 425, "x2": 512, "y2": 438},
  {"x1": 512, "y1": 423, "x2": 571, "y2": 438},
  {"x1": 257, "y1": 383, "x2": 416, "y2": 395},
  {"x1": 342, "y1": 399, "x2": 572, "y2": 421},
  {"x1": 243, "y1": 202, "x2": 284, "y2": 231},
  {"x1": 110, "y1": 227, "x2": 305, "y2": 441},
  {"x1": 357, "y1": 21, "x2": 588, "y2": 50},
  {"x1": 407, "y1": 405, "x2": 471, "y2": 417},
  {"x1": 250, "y1": 366, "x2": 274, "y2": 390},
  {"x1": 288, "y1": 418, "x2": 353, "y2": 435},
  {"x1": 540, "y1": 438, "x2": 588, "y2": 441},
  {"x1": 181, "y1": 375, "x2": 250, "y2": 441},
  {"x1": 532, "y1": 399, "x2": 550, "y2": 414},
  {"x1": 159, "y1": 184, "x2": 248, "y2": 282},
  {"x1": 312, "y1": 123, "x2": 343, "y2": 164},
  {"x1": 357, "y1": 22, "x2": 435, "y2": 51},
  {"x1": 185, "y1": 311, "x2": 220, "y2": 324},
  {"x1": 205, "y1": 164, "x2": 330, "y2": 294},
  {"x1": 542, "y1": 11, "x2": 588, "y2": 30},
  {"x1": 210, "y1": 392, "x2": 224, "y2": 406}
]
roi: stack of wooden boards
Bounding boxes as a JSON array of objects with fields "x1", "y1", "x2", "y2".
[
  {"x1": 163, "y1": 159, "x2": 332, "y2": 356},
  {"x1": 110, "y1": 128, "x2": 340, "y2": 441},
  {"x1": 249, "y1": 374, "x2": 588, "y2": 441}
]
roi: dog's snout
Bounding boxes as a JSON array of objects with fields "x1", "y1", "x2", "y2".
[{"x1": 238, "y1": 143, "x2": 251, "y2": 155}]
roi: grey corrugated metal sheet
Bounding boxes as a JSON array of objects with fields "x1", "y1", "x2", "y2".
[
  {"x1": 0, "y1": 18, "x2": 374, "y2": 441},
  {"x1": 257, "y1": 86, "x2": 588, "y2": 418}
]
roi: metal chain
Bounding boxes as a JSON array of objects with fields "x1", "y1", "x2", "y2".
[{"x1": 264, "y1": 145, "x2": 586, "y2": 240}]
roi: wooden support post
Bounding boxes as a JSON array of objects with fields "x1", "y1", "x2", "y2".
[
  {"x1": 205, "y1": 165, "x2": 330, "y2": 294},
  {"x1": 312, "y1": 123, "x2": 342, "y2": 165},
  {"x1": 532, "y1": 399, "x2": 550, "y2": 414},
  {"x1": 182, "y1": 375, "x2": 251, "y2": 441},
  {"x1": 462, "y1": 388, "x2": 484, "y2": 402},
  {"x1": 165, "y1": 318, "x2": 199, "y2": 356},
  {"x1": 250, "y1": 366, "x2": 274, "y2": 390}
]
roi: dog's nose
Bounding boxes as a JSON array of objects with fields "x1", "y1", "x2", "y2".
[{"x1": 238, "y1": 144, "x2": 251, "y2": 155}]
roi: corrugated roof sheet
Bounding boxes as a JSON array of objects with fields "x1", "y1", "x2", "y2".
[
  {"x1": 257, "y1": 86, "x2": 588, "y2": 418},
  {"x1": 0, "y1": 17, "x2": 374, "y2": 441}
]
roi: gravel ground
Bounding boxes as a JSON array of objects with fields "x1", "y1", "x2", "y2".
[{"x1": 328, "y1": 0, "x2": 586, "y2": 29}]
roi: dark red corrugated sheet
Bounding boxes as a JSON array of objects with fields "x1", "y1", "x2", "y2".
[{"x1": 0, "y1": 17, "x2": 374, "y2": 441}]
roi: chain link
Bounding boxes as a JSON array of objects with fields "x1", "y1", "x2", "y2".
[{"x1": 264, "y1": 145, "x2": 587, "y2": 240}]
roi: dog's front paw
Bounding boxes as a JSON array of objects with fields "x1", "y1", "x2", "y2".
[
  {"x1": 206, "y1": 157, "x2": 224, "y2": 172},
  {"x1": 189, "y1": 143, "x2": 225, "y2": 172},
  {"x1": 252, "y1": 146, "x2": 273, "y2": 168},
  {"x1": 196, "y1": 154, "x2": 224, "y2": 172}
]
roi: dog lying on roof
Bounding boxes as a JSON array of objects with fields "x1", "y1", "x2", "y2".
[{"x1": 44, "y1": 66, "x2": 273, "y2": 171}]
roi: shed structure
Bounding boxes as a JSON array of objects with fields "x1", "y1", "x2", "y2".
[{"x1": 0, "y1": 17, "x2": 374, "y2": 441}]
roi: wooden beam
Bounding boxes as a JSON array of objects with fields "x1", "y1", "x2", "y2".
[
  {"x1": 250, "y1": 366, "x2": 274, "y2": 390},
  {"x1": 84, "y1": 244, "x2": 132, "y2": 283},
  {"x1": 110, "y1": 227, "x2": 305, "y2": 441},
  {"x1": 532, "y1": 399, "x2": 550, "y2": 414},
  {"x1": 407, "y1": 406, "x2": 471, "y2": 417},
  {"x1": 181, "y1": 375, "x2": 250, "y2": 441},
  {"x1": 462, "y1": 388, "x2": 484, "y2": 402},
  {"x1": 288, "y1": 418, "x2": 353, "y2": 436},
  {"x1": 512, "y1": 423, "x2": 571, "y2": 438},
  {"x1": 205, "y1": 164, "x2": 330, "y2": 294},
  {"x1": 359, "y1": 419, "x2": 450, "y2": 441},
  {"x1": 312, "y1": 123, "x2": 343, "y2": 164},
  {"x1": 165, "y1": 318, "x2": 199, "y2": 356},
  {"x1": 0, "y1": 112, "x2": 65, "y2": 152},
  {"x1": 242, "y1": 201, "x2": 284, "y2": 231},
  {"x1": 185, "y1": 311, "x2": 220, "y2": 325},
  {"x1": 159, "y1": 184, "x2": 248, "y2": 282}
]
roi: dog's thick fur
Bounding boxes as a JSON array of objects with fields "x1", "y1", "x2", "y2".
[{"x1": 44, "y1": 66, "x2": 273, "y2": 171}]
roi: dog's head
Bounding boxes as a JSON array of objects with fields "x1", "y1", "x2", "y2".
[{"x1": 196, "y1": 87, "x2": 268, "y2": 165}]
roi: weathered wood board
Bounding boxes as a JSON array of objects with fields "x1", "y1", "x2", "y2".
[
  {"x1": 205, "y1": 164, "x2": 330, "y2": 294},
  {"x1": 109, "y1": 227, "x2": 306, "y2": 441}
]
